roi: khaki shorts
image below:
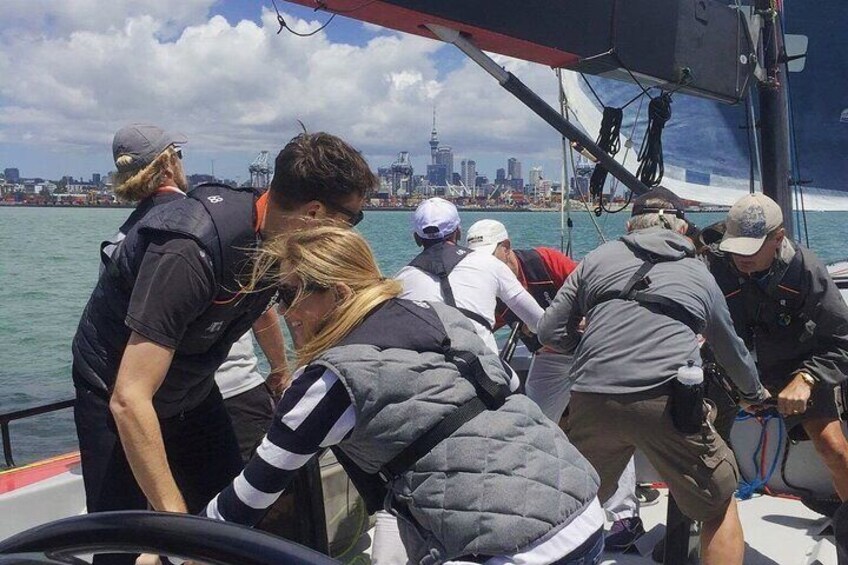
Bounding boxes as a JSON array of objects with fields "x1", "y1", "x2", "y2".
[{"x1": 565, "y1": 386, "x2": 739, "y2": 522}]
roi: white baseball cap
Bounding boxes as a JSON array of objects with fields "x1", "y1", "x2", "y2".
[
  {"x1": 412, "y1": 197, "x2": 461, "y2": 240},
  {"x1": 466, "y1": 219, "x2": 509, "y2": 255},
  {"x1": 719, "y1": 193, "x2": 784, "y2": 256}
]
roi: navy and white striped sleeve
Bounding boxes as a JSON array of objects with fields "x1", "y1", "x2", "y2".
[{"x1": 203, "y1": 364, "x2": 356, "y2": 525}]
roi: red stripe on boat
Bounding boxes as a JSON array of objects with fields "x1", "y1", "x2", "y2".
[{"x1": 0, "y1": 452, "x2": 81, "y2": 494}]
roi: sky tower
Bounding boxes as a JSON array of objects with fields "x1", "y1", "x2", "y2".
[{"x1": 429, "y1": 106, "x2": 439, "y2": 165}]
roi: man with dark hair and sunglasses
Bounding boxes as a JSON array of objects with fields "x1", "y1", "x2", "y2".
[{"x1": 71, "y1": 126, "x2": 376, "y2": 564}]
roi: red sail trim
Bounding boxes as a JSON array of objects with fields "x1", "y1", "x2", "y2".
[
  {"x1": 0, "y1": 452, "x2": 81, "y2": 494},
  {"x1": 285, "y1": 0, "x2": 580, "y2": 68}
]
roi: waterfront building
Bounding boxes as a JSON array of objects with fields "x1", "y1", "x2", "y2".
[
  {"x1": 529, "y1": 166, "x2": 543, "y2": 188},
  {"x1": 460, "y1": 159, "x2": 476, "y2": 195},
  {"x1": 495, "y1": 168, "x2": 506, "y2": 187},
  {"x1": 507, "y1": 157, "x2": 522, "y2": 183},
  {"x1": 436, "y1": 146, "x2": 454, "y2": 181},
  {"x1": 4, "y1": 168, "x2": 20, "y2": 183},
  {"x1": 427, "y1": 164, "x2": 447, "y2": 188}
]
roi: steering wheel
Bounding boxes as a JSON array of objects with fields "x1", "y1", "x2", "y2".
[{"x1": 0, "y1": 511, "x2": 339, "y2": 565}]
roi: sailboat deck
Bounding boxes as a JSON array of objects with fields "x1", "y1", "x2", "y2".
[{"x1": 602, "y1": 489, "x2": 837, "y2": 565}]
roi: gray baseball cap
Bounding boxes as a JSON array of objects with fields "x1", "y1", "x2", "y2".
[
  {"x1": 112, "y1": 123, "x2": 187, "y2": 173},
  {"x1": 719, "y1": 193, "x2": 784, "y2": 256}
]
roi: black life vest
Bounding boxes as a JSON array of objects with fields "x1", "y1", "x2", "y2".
[
  {"x1": 495, "y1": 248, "x2": 558, "y2": 352},
  {"x1": 710, "y1": 246, "x2": 813, "y2": 361},
  {"x1": 72, "y1": 183, "x2": 276, "y2": 416},
  {"x1": 407, "y1": 241, "x2": 494, "y2": 331}
]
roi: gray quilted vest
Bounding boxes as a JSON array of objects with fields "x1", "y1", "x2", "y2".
[{"x1": 314, "y1": 299, "x2": 599, "y2": 564}]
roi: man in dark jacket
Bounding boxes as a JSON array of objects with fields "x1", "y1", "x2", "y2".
[
  {"x1": 708, "y1": 192, "x2": 848, "y2": 501},
  {"x1": 538, "y1": 187, "x2": 769, "y2": 565},
  {"x1": 72, "y1": 125, "x2": 376, "y2": 564}
]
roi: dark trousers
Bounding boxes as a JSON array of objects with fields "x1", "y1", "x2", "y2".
[
  {"x1": 222, "y1": 383, "x2": 275, "y2": 463},
  {"x1": 73, "y1": 373, "x2": 243, "y2": 564}
]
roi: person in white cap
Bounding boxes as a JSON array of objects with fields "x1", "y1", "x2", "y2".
[
  {"x1": 394, "y1": 198, "x2": 544, "y2": 355},
  {"x1": 708, "y1": 192, "x2": 848, "y2": 505},
  {"x1": 465, "y1": 218, "x2": 653, "y2": 550}
]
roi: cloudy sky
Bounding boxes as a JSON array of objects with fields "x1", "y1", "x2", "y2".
[{"x1": 0, "y1": 0, "x2": 569, "y2": 184}]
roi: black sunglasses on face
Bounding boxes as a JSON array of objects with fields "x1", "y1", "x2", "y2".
[
  {"x1": 321, "y1": 200, "x2": 364, "y2": 226},
  {"x1": 174, "y1": 148, "x2": 183, "y2": 160},
  {"x1": 277, "y1": 282, "x2": 328, "y2": 308}
]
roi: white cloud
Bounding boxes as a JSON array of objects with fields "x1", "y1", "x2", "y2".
[{"x1": 0, "y1": 2, "x2": 569, "y2": 181}]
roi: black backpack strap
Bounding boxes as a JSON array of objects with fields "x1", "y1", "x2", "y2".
[
  {"x1": 455, "y1": 307, "x2": 494, "y2": 332},
  {"x1": 188, "y1": 183, "x2": 259, "y2": 295},
  {"x1": 379, "y1": 397, "x2": 488, "y2": 481},
  {"x1": 594, "y1": 259, "x2": 704, "y2": 334},
  {"x1": 378, "y1": 343, "x2": 510, "y2": 482},
  {"x1": 409, "y1": 243, "x2": 494, "y2": 332}
]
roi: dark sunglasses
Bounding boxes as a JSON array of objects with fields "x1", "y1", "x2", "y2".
[
  {"x1": 174, "y1": 148, "x2": 183, "y2": 160},
  {"x1": 277, "y1": 282, "x2": 328, "y2": 308},
  {"x1": 322, "y1": 200, "x2": 364, "y2": 226}
]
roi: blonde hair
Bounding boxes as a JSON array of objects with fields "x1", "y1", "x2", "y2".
[
  {"x1": 627, "y1": 212, "x2": 688, "y2": 233},
  {"x1": 113, "y1": 147, "x2": 181, "y2": 202},
  {"x1": 251, "y1": 225, "x2": 402, "y2": 366}
]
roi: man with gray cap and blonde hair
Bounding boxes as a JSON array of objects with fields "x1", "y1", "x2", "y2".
[{"x1": 708, "y1": 192, "x2": 848, "y2": 505}]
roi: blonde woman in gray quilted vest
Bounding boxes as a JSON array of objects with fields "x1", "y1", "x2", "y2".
[{"x1": 201, "y1": 225, "x2": 604, "y2": 565}]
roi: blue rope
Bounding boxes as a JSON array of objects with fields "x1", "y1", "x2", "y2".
[{"x1": 735, "y1": 410, "x2": 785, "y2": 500}]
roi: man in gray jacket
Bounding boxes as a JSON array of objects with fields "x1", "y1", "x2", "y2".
[{"x1": 538, "y1": 187, "x2": 769, "y2": 565}]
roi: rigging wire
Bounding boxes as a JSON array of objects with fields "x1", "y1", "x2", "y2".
[
  {"x1": 556, "y1": 68, "x2": 574, "y2": 256},
  {"x1": 776, "y1": 10, "x2": 811, "y2": 247},
  {"x1": 744, "y1": 91, "x2": 757, "y2": 194},
  {"x1": 746, "y1": 91, "x2": 763, "y2": 195},
  {"x1": 559, "y1": 71, "x2": 608, "y2": 245},
  {"x1": 271, "y1": 0, "x2": 336, "y2": 36}
]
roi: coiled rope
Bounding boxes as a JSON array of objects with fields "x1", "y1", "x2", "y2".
[{"x1": 636, "y1": 92, "x2": 673, "y2": 187}]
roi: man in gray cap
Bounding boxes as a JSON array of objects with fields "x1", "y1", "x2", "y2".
[
  {"x1": 708, "y1": 192, "x2": 848, "y2": 504},
  {"x1": 537, "y1": 187, "x2": 769, "y2": 565},
  {"x1": 72, "y1": 125, "x2": 376, "y2": 564}
]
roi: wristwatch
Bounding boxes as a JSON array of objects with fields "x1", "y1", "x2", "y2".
[{"x1": 796, "y1": 372, "x2": 817, "y2": 388}]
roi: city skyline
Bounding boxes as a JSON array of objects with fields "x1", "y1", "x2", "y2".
[{"x1": 1, "y1": 1, "x2": 568, "y2": 185}]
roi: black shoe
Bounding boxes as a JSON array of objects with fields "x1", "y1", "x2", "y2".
[
  {"x1": 651, "y1": 535, "x2": 665, "y2": 563},
  {"x1": 636, "y1": 485, "x2": 661, "y2": 506},
  {"x1": 606, "y1": 517, "x2": 645, "y2": 551},
  {"x1": 801, "y1": 495, "x2": 842, "y2": 519}
]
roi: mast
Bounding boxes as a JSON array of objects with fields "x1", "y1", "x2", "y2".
[{"x1": 755, "y1": 0, "x2": 794, "y2": 236}]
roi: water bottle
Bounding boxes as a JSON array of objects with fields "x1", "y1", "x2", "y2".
[{"x1": 672, "y1": 360, "x2": 705, "y2": 434}]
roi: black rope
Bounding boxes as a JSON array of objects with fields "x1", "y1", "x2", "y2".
[
  {"x1": 588, "y1": 107, "x2": 624, "y2": 215},
  {"x1": 315, "y1": 0, "x2": 380, "y2": 14},
  {"x1": 271, "y1": 0, "x2": 336, "y2": 36},
  {"x1": 636, "y1": 92, "x2": 672, "y2": 187}
]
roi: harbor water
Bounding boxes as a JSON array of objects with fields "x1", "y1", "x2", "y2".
[{"x1": 1, "y1": 206, "x2": 846, "y2": 465}]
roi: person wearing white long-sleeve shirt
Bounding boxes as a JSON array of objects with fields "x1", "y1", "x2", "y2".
[{"x1": 395, "y1": 198, "x2": 544, "y2": 355}]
